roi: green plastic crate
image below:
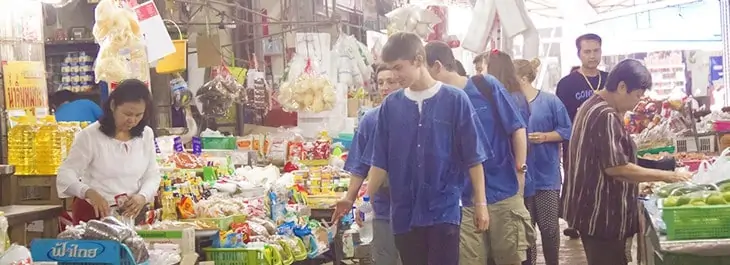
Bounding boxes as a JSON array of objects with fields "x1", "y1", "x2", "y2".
[
  {"x1": 204, "y1": 246, "x2": 281, "y2": 265},
  {"x1": 637, "y1": 146, "x2": 676, "y2": 157},
  {"x1": 202, "y1": 137, "x2": 236, "y2": 150},
  {"x1": 662, "y1": 204, "x2": 730, "y2": 240}
]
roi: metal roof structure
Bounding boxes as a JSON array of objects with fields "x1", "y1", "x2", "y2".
[{"x1": 525, "y1": 0, "x2": 704, "y2": 25}]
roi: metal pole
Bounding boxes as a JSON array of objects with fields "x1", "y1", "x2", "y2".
[{"x1": 720, "y1": 0, "x2": 730, "y2": 107}]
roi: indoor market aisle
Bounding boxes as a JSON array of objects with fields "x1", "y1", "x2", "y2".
[{"x1": 327, "y1": 220, "x2": 639, "y2": 265}]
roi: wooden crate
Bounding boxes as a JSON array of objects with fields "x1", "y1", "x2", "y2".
[{"x1": 15, "y1": 175, "x2": 63, "y2": 206}]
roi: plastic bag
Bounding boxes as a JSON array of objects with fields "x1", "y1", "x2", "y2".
[
  {"x1": 385, "y1": 5, "x2": 441, "y2": 39},
  {"x1": 694, "y1": 148, "x2": 730, "y2": 184},
  {"x1": 196, "y1": 74, "x2": 236, "y2": 118},
  {"x1": 0, "y1": 245, "x2": 32, "y2": 265},
  {"x1": 278, "y1": 58, "x2": 336, "y2": 113},
  {"x1": 171, "y1": 75, "x2": 193, "y2": 110},
  {"x1": 92, "y1": 0, "x2": 148, "y2": 84}
]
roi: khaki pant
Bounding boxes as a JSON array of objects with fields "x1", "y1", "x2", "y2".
[{"x1": 459, "y1": 195, "x2": 536, "y2": 265}]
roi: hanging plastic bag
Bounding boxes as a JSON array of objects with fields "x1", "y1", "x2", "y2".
[
  {"x1": 278, "y1": 58, "x2": 336, "y2": 113},
  {"x1": 196, "y1": 65, "x2": 237, "y2": 118},
  {"x1": 694, "y1": 148, "x2": 730, "y2": 184},
  {"x1": 170, "y1": 75, "x2": 192, "y2": 110},
  {"x1": 92, "y1": 0, "x2": 148, "y2": 84}
]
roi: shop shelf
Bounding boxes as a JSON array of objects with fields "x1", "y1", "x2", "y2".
[{"x1": 662, "y1": 204, "x2": 730, "y2": 240}]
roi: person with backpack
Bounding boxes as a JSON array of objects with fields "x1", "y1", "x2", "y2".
[{"x1": 424, "y1": 42, "x2": 534, "y2": 265}]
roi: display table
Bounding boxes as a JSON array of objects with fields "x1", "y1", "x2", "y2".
[
  {"x1": 0, "y1": 205, "x2": 63, "y2": 245},
  {"x1": 641, "y1": 200, "x2": 730, "y2": 265}
]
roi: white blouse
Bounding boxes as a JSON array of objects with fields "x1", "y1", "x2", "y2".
[{"x1": 57, "y1": 122, "x2": 161, "y2": 204}]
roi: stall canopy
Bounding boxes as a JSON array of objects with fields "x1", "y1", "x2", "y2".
[{"x1": 525, "y1": 0, "x2": 704, "y2": 25}]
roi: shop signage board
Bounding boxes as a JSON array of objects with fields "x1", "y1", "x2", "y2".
[{"x1": 2, "y1": 61, "x2": 48, "y2": 112}]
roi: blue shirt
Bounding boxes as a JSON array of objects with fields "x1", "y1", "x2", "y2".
[
  {"x1": 55, "y1": 99, "x2": 102, "y2": 123},
  {"x1": 364, "y1": 85, "x2": 491, "y2": 234},
  {"x1": 510, "y1": 92, "x2": 533, "y2": 197},
  {"x1": 527, "y1": 91, "x2": 572, "y2": 191},
  {"x1": 462, "y1": 74, "x2": 527, "y2": 205},
  {"x1": 343, "y1": 107, "x2": 391, "y2": 220}
]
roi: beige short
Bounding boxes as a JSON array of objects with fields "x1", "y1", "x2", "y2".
[{"x1": 459, "y1": 195, "x2": 536, "y2": 265}]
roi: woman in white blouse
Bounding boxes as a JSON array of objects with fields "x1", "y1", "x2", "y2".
[{"x1": 57, "y1": 79, "x2": 160, "y2": 223}]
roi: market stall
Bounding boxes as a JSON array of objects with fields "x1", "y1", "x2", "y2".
[{"x1": 630, "y1": 94, "x2": 730, "y2": 264}]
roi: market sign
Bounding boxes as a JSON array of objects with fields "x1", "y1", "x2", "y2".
[{"x1": 2, "y1": 61, "x2": 48, "y2": 111}]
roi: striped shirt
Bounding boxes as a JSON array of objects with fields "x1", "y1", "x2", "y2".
[{"x1": 560, "y1": 94, "x2": 638, "y2": 240}]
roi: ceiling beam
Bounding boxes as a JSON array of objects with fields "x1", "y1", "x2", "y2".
[{"x1": 585, "y1": 0, "x2": 702, "y2": 24}]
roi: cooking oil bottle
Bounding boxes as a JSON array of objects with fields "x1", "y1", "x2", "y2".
[
  {"x1": 34, "y1": 115, "x2": 62, "y2": 175},
  {"x1": 58, "y1": 122, "x2": 81, "y2": 160},
  {"x1": 8, "y1": 113, "x2": 37, "y2": 175}
]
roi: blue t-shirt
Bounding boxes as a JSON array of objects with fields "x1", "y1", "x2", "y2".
[
  {"x1": 528, "y1": 91, "x2": 572, "y2": 191},
  {"x1": 343, "y1": 107, "x2": 391, "y2": 220},
  {"x1": 55, "y1": 99, "x2": 102, "y2": 123},
  {"x1": 461, "y1": 74, "x2": 527, "y2": 205},
  {"x1": 364, "y1": 84, "x2": 491, "y2": 234}
]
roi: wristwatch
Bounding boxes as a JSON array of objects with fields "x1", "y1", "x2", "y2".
[{"x1": 517, "y1": 164, "x2": 528, "y2": 173}]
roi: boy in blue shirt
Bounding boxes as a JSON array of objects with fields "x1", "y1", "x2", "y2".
[
  {"x1": 50, "y1": 90, "x2": 102, "y2": 123},
  {"x1": 425, "y1": 42, "x2": 534, "y2": 265},
  {"x1": 364, "y1": 32, "x2": 491, "y2": 265},
  {"x1": 332, "y1": 64, "x2": 401, "y2": 265}
]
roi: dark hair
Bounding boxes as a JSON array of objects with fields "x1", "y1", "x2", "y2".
[
  {"x1": 473, "y1": 52, "x2": 488, "y2": 65},
  {"x1": 486, "y1": 50, "x2": 522, "y2": 93},
  {"x1": 381, "y1": 32, "x2": 425, "y2": 63},
  {"x1": 575, "y1": 33, "x2": 602, "y2": 52},
  {"x1": 375, "y1": 63, "x2": 391, "y2": 76},
  {"x1": 424, "y1": 41, "x2": 457, "y2": 71},
  {"x1": 605, "y1": 59, "x2": 652, "y2": 93},
  {"x1": 99, "y1": 79, "x2": 153, "y2": 138},
  {"x1": 570, "y1": 66, "x2": 580, "y2": 73},
  {"x1": 50, "y1": 90, "x2": 79, "y2": 109},
  {"x1": 456, "y1": 60, "x2": 467, "y2": 76}
]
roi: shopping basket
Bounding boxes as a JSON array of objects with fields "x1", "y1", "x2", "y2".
[
  {"x1": 662, "y1": 204, "x2": 730, "y2": 240},
  {"x1": 204, "y1": 246, "x2": 282, "y2": 265},
  {"x1": 155, "y1": 19, "x2": 187, "y2": 74},
  {"x1": 30, "y1": 239, "x2": 147, "y2": 265}
]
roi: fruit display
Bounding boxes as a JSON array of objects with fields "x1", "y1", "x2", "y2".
[{"x1": 660, "y1": 181, "x2": 730, "y2": 207}]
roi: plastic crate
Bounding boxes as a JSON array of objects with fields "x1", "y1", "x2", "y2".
[
  {"x1": 636, "y1": 146, "x2": 676, "y2": 157},
  {"x1": 30, "y1": 239, "x2": 146, "y2": 265},
  {"x1": 204, "y1": 246, "x2": 282, "y2": 265},
  {"x1": 181, "y1": 216, "x2": 233, "y2": 230},
  {"x1": 662, "y1": 205, "x2": 730, "y2": 240},
  {"x1": 202, "y1": 137, "x2": 236, "y2": 150},
  {"x1": 674, "y1": 136, "x2": 716, "y2": 153}
]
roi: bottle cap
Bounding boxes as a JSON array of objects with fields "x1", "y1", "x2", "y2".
[{"x1": 363, "y1": 195, "x2": 370, "y2": 202}]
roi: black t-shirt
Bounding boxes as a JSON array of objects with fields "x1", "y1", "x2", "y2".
[{"x1": 555, "y1": 71, "x2": 609, "y2": 121}]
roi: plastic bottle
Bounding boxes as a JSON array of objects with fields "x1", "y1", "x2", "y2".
[
  {"x1": 8, "y1": 113, "x2": 37, "y2": 175},
  {"x1": 34, "y1": 115, "x2": 62, "y2": 175},
  {"x1": 358, "y1": 196, "x2": 374, "y2": 244}
]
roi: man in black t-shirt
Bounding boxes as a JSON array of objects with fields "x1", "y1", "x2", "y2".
[{"x1": 555, "y1": 33, "x2": 609, "y2": 239}]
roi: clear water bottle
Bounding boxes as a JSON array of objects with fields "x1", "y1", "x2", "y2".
[{"x1": 358, "y1": 196, "x2": 374, "y2": 244}]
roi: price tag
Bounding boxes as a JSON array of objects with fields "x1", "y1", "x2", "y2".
[
  {"x1": 173, "y1": 136, "x2": 184, "y2": 153},
  {"x1": 192, "y1": 137, "x2": 202, "y2": 156}
]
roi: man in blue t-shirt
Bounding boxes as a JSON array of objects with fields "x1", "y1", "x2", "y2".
[
  {"x1": 50, "y1": 90, "x2": 102, "y2": 123},
  {"x1": 364, "y1": 32, "x2": 491, "y2": 265},
  {"x1": 332, "y1": 63, "x2": 401, "y2": 265},
  {"x1": 425, "y1": 41, "x2": 534, "y2": 265}
]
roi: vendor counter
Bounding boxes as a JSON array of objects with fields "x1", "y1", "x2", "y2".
[
  {"x1": 641, "y1": 200, "x2": 730, "y2": 265},
  {"x1": 0, "y1": 205, "x2": 63, "y2": 245}
]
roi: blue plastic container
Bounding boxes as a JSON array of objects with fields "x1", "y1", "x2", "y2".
[{"x1": 30, "y1": 239, "x2": 148, "y2": 265}]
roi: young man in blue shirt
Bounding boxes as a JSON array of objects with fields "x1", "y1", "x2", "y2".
[
  {"x1": 425, "y1": 41, "x2": 534, "y2": 265},
  {"x1": 365, "y1": 32, "x2": 491, "y2": 265},
  {"x1": 332, "y1": 64, "x2": 401, "y2": 265}
]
